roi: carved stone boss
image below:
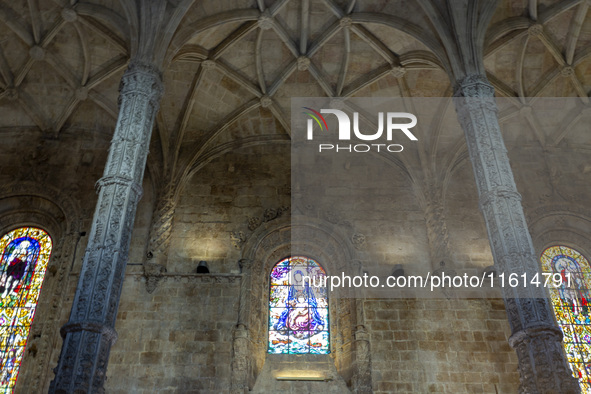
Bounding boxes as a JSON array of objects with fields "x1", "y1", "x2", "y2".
[
  {"x1": 50, "y1": 61, "x2": 163, "y2": 393},
  {"x1": 454, "y1": 75, "x2": 579, "y2": 393}
]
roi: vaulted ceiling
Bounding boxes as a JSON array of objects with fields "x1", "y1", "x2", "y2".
[{"x1": 0, "y1": 0, "x2": 589, "y2": 196}]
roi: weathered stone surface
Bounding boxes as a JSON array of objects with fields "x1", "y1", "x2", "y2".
[{"x1": 0, "y1": 1, "x2": 589, "y2": 394}]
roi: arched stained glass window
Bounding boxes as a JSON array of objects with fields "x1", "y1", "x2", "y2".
[
  {"x1": 0, "y1": 227, "x2": 52, "y2": 392},
  {"x1": 541, "y1": 245, "x2": 591, "y2": 392},
  {"x1": 268, "y1": 256, "x2": 329, "y2": 354}
]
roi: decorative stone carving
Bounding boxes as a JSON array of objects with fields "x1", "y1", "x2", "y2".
[
  {"x1": 146, "y1": 184, "x2": 176, "y2": 265},
  {"x1": 50, "y1": 60, "x2": 163, "y2": 393},
  {"x1": 454, "y1": 74, "x2": 580, "y2": 393},
  {"x1": 141, "y1": 184, "x2": 177, "y2": 287},
  {"x1": 351, "y1": 233, "x2": 366, "y2": 250},
  {"x1": 248, "y1": 216, "x2": 262, "y2": 231},
  {"x1": 247, "y1": 206, "x2": 288, "y2": 232},
  {"x1": 230, "y1": 231, "x2": 246, "y2": 249},
  {"x1": 527, "y1": 24, "x2": 544, "y2": 37},
  {"x1": 352, "y1": 325, "x2": 372, "y2": 393},
  {"x1": 143, "y1": 262, "x2": 167, "y2": 294},
  {"x1": 231, "y1": 258, "x2": 253, "y2": 392},
  {"x1": 260, "y1": 95, "x2": 272, "y2": 108},
  {"x1": 230, "y1": 324, "x2": 250, "y2": 394},
  {"x1": 263, "y1": 207, "x2": 286, "y2": 221},
  {"x1": 237, "y1": 258, "x2": 253, "y2": 326},
  {"x1": 390, "y1": 65, "x2": 406, "y2": 78},
  {"x1": 339, "y1": 17, "x2": 352, "y2": 28},
  {"x1": 257, "y1": 10, "x2": 273, "y2": 30},
  {"x1": 201, "y1": 59, "x2": 216, "y2": 70},
  {"x1": 131, "y1": 272, "x2": 240, "y2": 283},
  {"x1": 297, "y1": 56, "x2": 310, "y2": 71},
  {"x1": 561, "y1": 66, "x2": 574, "y2": 78}
]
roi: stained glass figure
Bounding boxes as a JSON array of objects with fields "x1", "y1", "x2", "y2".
[
  {"x1": 268, "y1": 256, "x2": 329, "y2": 354},
  {"x1": 541, "y1": 246, "x2": 591, "y2": 393},
  {"x1": 0, "y1": 227, "x2": 52, "y2": 392}
]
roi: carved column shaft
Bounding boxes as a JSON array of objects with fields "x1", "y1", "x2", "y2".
[
  {"x1": 237, "y1": 259, "x2": 252, "y2": 327},
  {"x1": 454, "y1": 75, "x2": 579, "y2": 393},
  {"x1": 352, "y1": 260, "x2": 372, "y2": 393},
  {"x1": 352, "y1": 326, "x2": 372, "y2": 393},
  {"x1": 50, "y1": 61, "x2": 163, "y2": 393},
  {"x1": 231, "y1": 259, "x2": 253, "y2": 393}
]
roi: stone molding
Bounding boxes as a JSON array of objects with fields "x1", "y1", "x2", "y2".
[{"x1": 131, "y1": 272, "x2": 241, "y2": 283}]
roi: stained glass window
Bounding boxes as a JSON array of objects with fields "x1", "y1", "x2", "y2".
[
  {"x1": 268, "y1": 256, "x2": 329, "y2": 354},
  {"x1": 0, "y1": 227, "x2": 52, "y2": 392},
  {"x1": 541, "y1": 245, "x2": 591, "y2": 393}
]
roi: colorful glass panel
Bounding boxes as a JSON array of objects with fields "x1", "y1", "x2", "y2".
[
  {"x1": 541, "y1": 246, "x2": 591, "y2": 393},
  {"x1": 0, "y1": 227, "x2": 52, "y2": 392},
  {"x1": 268, "y1": 256, "x2": 329, "y2": 354}
]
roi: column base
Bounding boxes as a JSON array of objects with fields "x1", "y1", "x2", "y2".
[{"x1": 509, "y1": 325, "x2": 580, "y2": 394}]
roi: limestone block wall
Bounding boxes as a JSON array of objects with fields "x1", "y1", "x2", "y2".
[
  {"x1": 366, "y1": 298, "x2": 520, "y2": 393},
  {"x1": 6, "y1": 123, "x2": 587, "y2": 393},
  {"x1": 104, "y1": 273, "x2": 240, "y2": 394},
  {"x1": 170, "y1": 144, "x2": 292, "y2": 274}
]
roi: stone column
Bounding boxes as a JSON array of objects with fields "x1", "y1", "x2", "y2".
[
  {"x1": 352, "y1": 325, "x2": 372, "y2": 393},
  {"x1": 231, "y1": 259, "x2": 253, "y2": 394},
  {"x1": 351, "y1": 260, "x2": 372, "y2": 393},
  {"x1": 144, "y1": 183, "x2": 176, "y2": 293},
  {"x1": 49, "y1": 61, "x2": 163, "y2": 393},
  {"x1": 454, "y1": 74, "x2": 579, "y2": 393}
]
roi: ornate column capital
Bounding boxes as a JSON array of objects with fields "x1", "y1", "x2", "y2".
[
  {"x1": 118, "y1": 60, "x2": 163, "y2": 108},
  {"x1": 453, "y1": 74, "x2": 495, "y2": 98}
]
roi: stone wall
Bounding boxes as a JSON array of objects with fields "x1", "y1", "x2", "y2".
[
  {"x1": 1, "y1": 125, "x2": 586, "y2": 393},
  {"x1": 366, "y1": 298, "x2": 520, "y2": 393},
  {"x1": 104, "y1": 273, "x2": 240, "y2": 394}
]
